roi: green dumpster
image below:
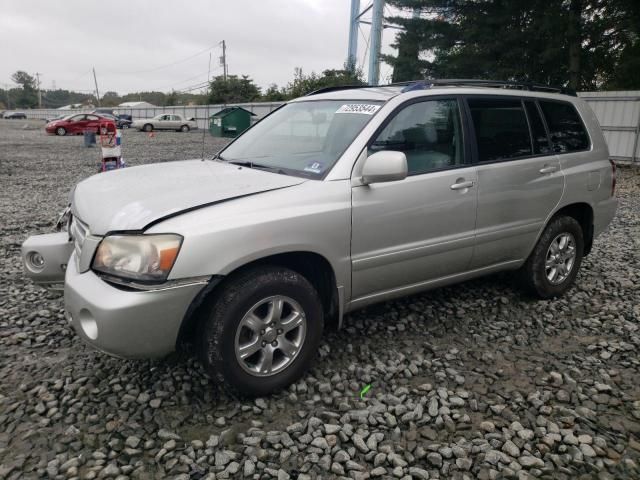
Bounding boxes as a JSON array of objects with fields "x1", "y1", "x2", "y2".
[{"x1": 209, "y1": 107, "x2": 256, "y2": 138}]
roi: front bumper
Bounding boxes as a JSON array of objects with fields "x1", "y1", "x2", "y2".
[
  {"x1": 22, "y1": 232, "x2": 74, "y2": 291},
  {"x1": 64, "y1": 252, "x2": 207, "y2": 358}
]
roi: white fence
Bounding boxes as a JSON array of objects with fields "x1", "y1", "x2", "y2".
[
  {"x1": 579, "y1": 91, "x2": 640, "y2": 164},
  {"x1": 16, "y1": 102, "x2": 285, "y2": 130},
  {"x1": 8, "y1": 92, "x2": 640, "y2": 162}
]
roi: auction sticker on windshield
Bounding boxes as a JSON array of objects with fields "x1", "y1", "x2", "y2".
[
  {"x1": 336, "y1": 104, "x2": 381, "y2": 115},
  {"x1": 304, "y1": 161, "x2": 324, "y2": 174}
]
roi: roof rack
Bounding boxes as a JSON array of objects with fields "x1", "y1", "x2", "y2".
[
  {"x1": 306, "y1": 84, "x2": 394, "y2": 96},
  {"x1": 404, "y1": 79, "x2": 577, "y2": 96},
  {"x1": 305, "y1": 79, "x2": 576, "y2": 97}
]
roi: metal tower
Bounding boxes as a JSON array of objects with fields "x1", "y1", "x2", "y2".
[{"x1": 347, "y1": 0, "x2": 385, "y2": 85}]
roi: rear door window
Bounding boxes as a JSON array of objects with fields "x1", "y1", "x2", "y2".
[
  {"x1": 468, "y1": 98, "x2": 532, "y2": 162},
  {"x1": 524, "y1": 101, "x2": 552, "y2": 155},
  {"x1": 539, "y1": 101, "x2": 590, "y2": 153}
]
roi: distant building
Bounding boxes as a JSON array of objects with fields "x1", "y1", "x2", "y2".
[
  {"x1": 57, "y1": 103, "x2": 89, "y2": 110},
  {"x1": 118, "y1": 101, "x2": 157, "y2": 109}
]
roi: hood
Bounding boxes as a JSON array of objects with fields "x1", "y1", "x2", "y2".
[{"x1": 72, "y1": 160, "x2": 305, "y2": 234}]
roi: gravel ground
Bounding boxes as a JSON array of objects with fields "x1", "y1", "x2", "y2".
[{"x1": 1, "y1": 119, "x2": 639, "y2": 480}]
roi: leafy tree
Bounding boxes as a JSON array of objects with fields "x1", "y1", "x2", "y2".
[
  {"x1": 208, "y1": 75, "x2": 261, "y2": 104},
  {"x1": 262, "y1": 84, "x2": 287, "y2": 101},
  {"x1": 285, "y1": 67, "x2": 364, "y2": 98},
  {"x1": 11, "y1": 70, "x2": 38, "y2": 108}
]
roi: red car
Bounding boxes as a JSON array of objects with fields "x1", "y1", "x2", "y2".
[{"x1": 45, "y1": 113, "x2": 115, "y2": 136}]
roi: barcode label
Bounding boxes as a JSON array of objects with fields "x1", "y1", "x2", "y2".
[{"x1": 336, "y1": 104, "x2": 381, "y2": 115}]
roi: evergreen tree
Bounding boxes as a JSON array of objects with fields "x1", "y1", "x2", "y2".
[{"x1": 384, "y1": 0, "x2": 640, "y2": 90}]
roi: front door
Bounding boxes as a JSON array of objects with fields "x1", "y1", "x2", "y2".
[
  {"x1": 69, "y1": 114, "x2": 87, "y2": 134},
  {"x1": 351, "y1": 97, "x2": 477, "y2": 303},
  {"x1": 466, "y1": 97, "x2": 564, "y2": 268}
]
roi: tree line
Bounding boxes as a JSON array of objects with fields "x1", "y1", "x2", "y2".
[
  {"x1": 1, "y1": 68, "x2": 364, "y2": 109},
  {"x1": 384, "y1": 0, "x2": 640, "y2": 90}
]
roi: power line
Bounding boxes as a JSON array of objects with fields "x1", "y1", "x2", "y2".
[{"x1": 117, "y1": 42, "x2": 223, "y2": 75}]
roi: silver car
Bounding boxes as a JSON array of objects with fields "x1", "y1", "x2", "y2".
[
  {"x1": 22, "y1": 81, "x2": 617, "y2": 396},
  {"x1": 132, "y1": 113, "x2": 198, "y2": 132}
]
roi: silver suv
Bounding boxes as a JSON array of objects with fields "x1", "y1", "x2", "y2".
[{"x1": 22, "y1": 80, "x2": 617, "y2": 396}]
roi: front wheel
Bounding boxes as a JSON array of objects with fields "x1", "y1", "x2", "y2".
[
  {"x1": 180, "y1": 125, "x2": 190, "y2": 132},
  {"x1": 518, "y1": 215, "x2": 584, "y2": 299},
  {"x1": 198, "y1": 266, "x2": 324, "y2": 397},
  {"x1": 143, "y1": 123, "x2": 153, "y2": 132},
  {"x1": 56, "y1": 127, "x2": 66, "y2": 136}
]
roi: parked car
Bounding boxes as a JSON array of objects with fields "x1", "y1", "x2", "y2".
[
  {"x1": 97, "y1": 113, "x2": 133, "y2": 129},
  {"x1": 44, "y1": 114, "x2": 70, "y2": 124},
  {"x1": 92, "y1": 108, "x2": 118, "y2": 117},
  {"x1": 131, "y1": 113, "x2": 197, "y2": 132},
  {"x1": 45, "y1": 113, "x2": 115, "y2": 136},
  {"x1": 22, "y1": 80, "x2": 617, "y2": 396},
  {"x1": 4, "y1": 111, "x2": 27, "y2": 119}
]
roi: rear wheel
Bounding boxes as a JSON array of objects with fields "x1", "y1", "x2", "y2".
[
  {"x1": 143, "y1": 123, "x2": 153, "y2": 132},
  {"x1": 56, "y1": 127, "x2": 66, "y2": 136},
  {"x1": 198, "y1": 266, "x2": 324, "y2": 397},
  {"x1": 519, "y1": 215, "x2": 584, "y2": 299}
]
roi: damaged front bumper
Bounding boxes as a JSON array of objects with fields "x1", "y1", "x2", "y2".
[{"x1": 21, "y1": 231, "x2": 74, "y2": 291}]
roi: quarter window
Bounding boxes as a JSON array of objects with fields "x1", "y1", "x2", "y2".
[
  {"x1": 524, "y1": 101, "x2": 551, "y2": 155},
  {"x1": 369, "y1": 99, "x2": 464, "y2": 174},
  {"x1": 539, "y1": 101, "x2": 590, "y2": 153},
  {"x1": 468, "y1": 98, "x2": 532, "y2": 162}
]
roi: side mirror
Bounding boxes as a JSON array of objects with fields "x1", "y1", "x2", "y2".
[{"x1": 361, "y1": 151, "x2": 408, "y2": 185}]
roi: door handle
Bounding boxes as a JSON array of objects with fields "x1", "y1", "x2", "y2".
[
  {"x1": 450, "y1": 180, "x2": 474, "y2": 190},
  {"x1": 539, "y1": 165, "x2": 558, "y2": 174}
]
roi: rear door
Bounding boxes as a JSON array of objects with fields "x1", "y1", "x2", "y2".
[
  {"x1": 171, "y1": 115, "x2": 183, "y2": 129},
  {"x1": 351, "y1": 97, "x2": 477, "y2": 303},
  {"x1": 466, "y1": 96, "x2": 564, "y2": 268},
  {"x1": 85, "y1": 114, "x2": 101, "y2": 133}
]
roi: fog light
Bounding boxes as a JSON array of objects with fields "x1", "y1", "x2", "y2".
[{"x1": 27, "y1": 251, "x2": 45, "y2": 271}]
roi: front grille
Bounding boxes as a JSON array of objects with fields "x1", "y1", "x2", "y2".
[{"x1": 70, "y1": 216, "x2": 89, "y2": 260}]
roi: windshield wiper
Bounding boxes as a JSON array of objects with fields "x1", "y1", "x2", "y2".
[
  {"x1": 210, "y1": 152, "x2": 227, "y2": 161},
  {"x1": 227, "y1": 160, "x2": 288, "y2": 175}
]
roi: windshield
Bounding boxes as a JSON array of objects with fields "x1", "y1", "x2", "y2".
[{"x1": 219, "y1": 100, "x2": 383, "y2": 178}]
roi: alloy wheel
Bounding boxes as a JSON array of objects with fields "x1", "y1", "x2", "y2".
[
  {"x1": 545, "y1": 232, "x2": 576, "y2": 285},
  {"x1": 234, "y1": 295, "x2": 307, "y2": 377}
]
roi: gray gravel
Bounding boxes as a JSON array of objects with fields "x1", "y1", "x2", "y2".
[{"x1": 1, "y1": 119, "x2": 639, "y2": 479}]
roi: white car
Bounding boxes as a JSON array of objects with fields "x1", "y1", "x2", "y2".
[{"x1": 132, "y1": 114, "x2": 198, "y2": 132}]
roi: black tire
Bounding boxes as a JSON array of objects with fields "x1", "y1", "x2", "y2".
[
  {"x1": 143, "y1": 123, "x2": 153, "y2": 132},
  {"x1": 198, "y1": 266, "x2": 324, "y2": 397},
  {"x1": 56, "y1": 127, "x2": 66, "y2": 136},
  {"x1": 180, "y1": 125, "x2": 190, "y2": 132},
  {"x1": 519, "y1": 215, "x2": 584, "y2": 299}
]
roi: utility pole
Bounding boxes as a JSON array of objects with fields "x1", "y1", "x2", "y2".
[
  {"x1": 92, "y1": 67, "x2": 101, "y2": 107},
  {"x1": 35, "y1": 72, "x2": 42, "y2": 108},
  {"x1": 220, "y1": 40, "x2": 228, "y2": 81},
  {"x1": 368, "y1": 0, "x2": 384, "y2": 85},
  {"x1": 347, "y1": 0, "x2": 360, "y2": 72}
]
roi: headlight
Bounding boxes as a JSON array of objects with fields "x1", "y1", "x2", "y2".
[{"x1": 92, "y1": 234, "x2": 183, "y2": 282}]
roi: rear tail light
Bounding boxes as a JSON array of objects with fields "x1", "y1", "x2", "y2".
[{"x1": 609, "y1": 159, "x2": 616, "y2": 197}]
